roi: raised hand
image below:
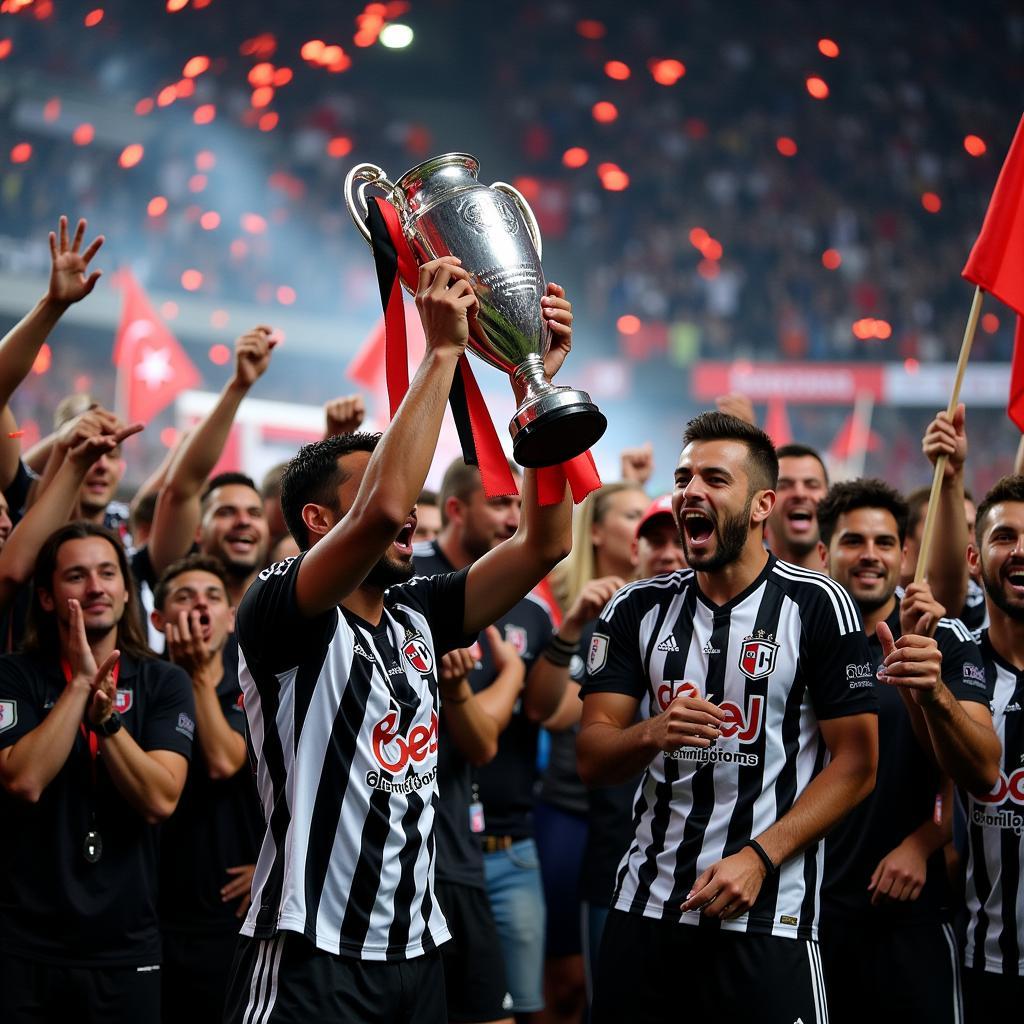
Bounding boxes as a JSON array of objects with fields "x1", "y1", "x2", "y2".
[
  {"x1": 541, "y1": 282, "x2": 573, "y2": 380},
  {"x1": 565, "y1": 576, "x2": 625, "y2": 632},
  {"x1": 876, "y1": 621, "x2": 943, "y2": 705},
  {"x1": 922, "y1": 403, "x2": 967, "y2": 480},
  {"x1": 66, "y1": 598, "x2": 121, "y2": 725},
  {"x1": 899, "y1": 581, "x2": 945, "y2": 639},
  {"x1": 48, "y1": 216, "x2": 104, "y2": 306},
  {"x1": 415, "y1": 256, "x2": 476, "y2": 358},
  {"x1": 438, "y1": 646, "x2": 478, "y2": 701},
  {"x1": 66, "y1": 419, "x2": 144, "y2": 469},
  {"x1": 324, "y1": 394, "x2": 366, "y2": 437},
  {"x1": 620, "y1": 443, "x2": 654, "y2": 486},
  {"x1": 231, "y1": 326, "x2": 277, "y2": 389},
  {"x1": 484, "y1": 624, "x2": 522, "y2": 677},
  {"x1": 165, "y1": 608, "x2": 218, "y2": 686}
]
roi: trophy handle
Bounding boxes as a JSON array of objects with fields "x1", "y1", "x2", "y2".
[
  {"x1": 492, "y1": 182, "x2": 543, "y2": 260},
  {"x1": 344, "y1": 163, "x2": 398, "y2": 244}
]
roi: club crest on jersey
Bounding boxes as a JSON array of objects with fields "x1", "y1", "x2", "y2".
[
  {"x1": 0, "y1": 700, "x2": 15, "y2": 733},
  {"x1": 114, "y1": 689, "x2": 133, "y2": 713},
  {"x1": 738, "y1": 631, "x2": 779, "y2": 680},
  {"x1": 504, "y1": 624, "x2": 528, "y2": 655},
  {"x1": 587, "y1": 633, "x2": 609, "y2": 673},
  {"x1": 402, "y1": 634, "x2": 434, "y2": 674}
]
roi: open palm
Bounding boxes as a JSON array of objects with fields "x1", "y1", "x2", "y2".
[{"x1": 48, "y1": 215, "x2": 104, "y2": 305}]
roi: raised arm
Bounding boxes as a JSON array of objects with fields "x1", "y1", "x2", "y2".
[
  {"x1": 920, "y1": 404, "x2": 969, "y2": 613},
  {"x1": 294, "y1": 257, "x2": 475, "y2": 616},
  {"x1": 150, "y1": 326, "x2": 276, "y2": 576}
]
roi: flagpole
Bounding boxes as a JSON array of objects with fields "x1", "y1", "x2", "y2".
[
  {"x1": 913, "y1": 285, "x2": 984, "y2": 584},
  {"x1": 847, "y1": 389, "x2": 875, "y2": 479}
]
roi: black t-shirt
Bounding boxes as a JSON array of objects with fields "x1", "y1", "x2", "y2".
[
  {"x1": 539, "y1": 630, "x2": 588, "y2": 818},
  {"x1": 960, "y1": 578, "x2": 988, "y2": 633},
  {"x1": 0, "y1": 652, "x2": 194, "y2": 966},
  {"x1": 822, "y1": 603, "x2": 987, "y2": 924},
  {"x1": 159, "y1": 664, "x2": 263, "y2": 935}
]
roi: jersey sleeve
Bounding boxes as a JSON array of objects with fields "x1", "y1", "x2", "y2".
[
  {"x1": 935, "y1": 618, "x2": 990, "y2": 705},
  {"x1": 0, "y1": 657, "x2": 41, "y2": 750},
  {"x1": 137, "y1": 663, "x2": 196, "y2": 759},
  {"x1": 800, "y1": 583, "x2": 878, "y2": 720},
  {"x1": 236, "y1": 554, "x2": 339, "y2": 675},
  {"x1": 389, "y1": 568, "x2": 473, "y2": 657},
  {"x1": 580, "y1": 591, "x2": 646, "y2": 701}
]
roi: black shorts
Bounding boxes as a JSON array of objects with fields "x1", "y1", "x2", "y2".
[
  {"x1": 591, "y1": 909, "x2": 828, "y2": 1024},
  {"x1": 0, "y1": 952, "x2": 160, "y2": 1024},
  {"x1": 962, "y1": 965, "x2": 1024, "y2": 1022},
  {"x1": 820, "y1": 918, "x2": 963, "y2": 1024},
  {"x1": 162, "y1": 927, "x2": 239, "y2": 1024},
  {"x1": 436, "y1": 881, "x2": 512, "y2": 1023},
  {"x1": 223, "y1": 931, "x2": 446, "y2": 1024}
]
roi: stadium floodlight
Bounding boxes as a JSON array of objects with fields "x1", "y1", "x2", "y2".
[{"x1": 379, "y1": 23, "x2": 414, "y2": 49}]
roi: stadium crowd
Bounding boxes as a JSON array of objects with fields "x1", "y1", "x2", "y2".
[{"x1": 0, "y1": 214, "x2": 1021, "y2": 1024}]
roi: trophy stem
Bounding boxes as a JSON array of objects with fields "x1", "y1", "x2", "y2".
[{"x1": 511, "y1": 354, "x2": 549, "y2": 403}]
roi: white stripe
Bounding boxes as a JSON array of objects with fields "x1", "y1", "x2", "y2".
[
  {"x1": 811, "y1": 941, "x2": 829, "y2": 1023},
  {"x1": 771, "y1": 563, "x2": 856, "y2": 635},
  {"x1": 938, "y1": 617, "x2": 974, "y2": 645},
  {"x1": 243, "y1": 937, "x2": 271, "y2": 1024},
  {"x1": 941, "y1": 923, "x2": 964, "y2": 1024},
  {"x1": 255, "y1": 934, "x2": 286, "y2": 1024},
  {"x1": 771, "y1": 559, "x2": 861, "y2": 634},
  {"x1": 602, "y1": 571, "x2": 690, "y2": 620},
  {"x1": 806, "y1": 941, "x2": 824, "y2": 1024}
]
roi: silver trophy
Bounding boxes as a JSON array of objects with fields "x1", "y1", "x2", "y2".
[{"x1": 344, "y1": 152, "x2": 606, "y2": 468}]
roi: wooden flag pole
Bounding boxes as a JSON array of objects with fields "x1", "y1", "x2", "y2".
[{"x1": 913, "y1": 285, "x2": 984, "y2": 584}]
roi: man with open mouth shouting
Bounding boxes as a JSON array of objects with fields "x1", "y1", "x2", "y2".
[{"x1": 579, "y1": 411, "x2": 890, "y2": 1024}]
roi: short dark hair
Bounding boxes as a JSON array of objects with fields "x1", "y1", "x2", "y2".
[
  {"x1": 153, "y1": 553, "x2": 232, "y2": 611},
  {"x1": 280, "y1": 432, "x2": 381, "y2": 551},
  {"x1": 776, "y1": 443, "x2": 829, "y2": 486},
  {"x1": 817, "y1": 479, "x2": 909, "y2": 546},
  {"x1": 681, "y1": 411, "x2": 779, "y2": 492},
  {"x1": 904, "y1": 485, "x2": 931, "y2": 539},
  {"x1": 23, "y1": 522, "x2": 152, "y2": 659},
  {"x1": 201, "y1": 472, "x2": 259, "y2": 507},
  {"x1": 975, "y1": 475, "x2": 1024, "y2": 546},
  {"x1": 438, "y1": 458, "x2": 520, "y2": 527},
  {"x1": 417, "y1": 488, "x2": 438, "y2": 508},
  {"x1": 260, "y1": 462, "x2": 289, "y2": 501}
]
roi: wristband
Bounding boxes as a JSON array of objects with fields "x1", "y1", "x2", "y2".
[
  {"x1": 743, "y1": 839, "x2": 777, "y2": 877},
  {"x1": 89, "y1": 710, "x2": 123, "y2": 737},
  {"x1": 543, "y1": 633, "x2": 579, "y2": 668}
]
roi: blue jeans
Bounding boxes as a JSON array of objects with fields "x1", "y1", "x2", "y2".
[
  {"x1": 581, "y1": 901, "x2": 610, "y2": 1008},
  {"x1": 483, "y1": 838, "x2": 546, "y2": 1013}
]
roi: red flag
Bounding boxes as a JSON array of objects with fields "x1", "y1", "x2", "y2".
[
  {"x1": 962, "y1": 115, "x2": 1024, "y2": 427},
  {"x1": 113, "y1": 271, "x2": 201, "y2": 423},
  {"x1": 763, "y1": 397, "x2": 792, "y2": 448},
  {"x1": 828, "y1": 413, "x2": 881, "y2": 463}
]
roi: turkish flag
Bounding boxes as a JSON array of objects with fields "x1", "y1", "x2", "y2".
[
  {"x1": 763, "y1": 397, "x2": 792, "y2": 448},
  {"x1": 828, "y1": 412, "x2": 881, "y2": 463},
  {"x1": 962, "y1": 114, "x2": 1024, "y2": 427},
  {"x1": 112, "y1": 270, "x2": 201, "y2": 424}
]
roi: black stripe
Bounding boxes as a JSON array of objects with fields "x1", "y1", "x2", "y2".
[
  {"x1": 386, "y1": 789, "x2": 426, "y2": 952},
  {"x1": 417, "y1": 792, "x2": 439, "y2": 954},
  {"x1": 338, "y1": 786, "x2": 393, "y2": 950},
  {"x1": 796, "y1": 737, "x2": 828, "y2": 939},
  {"x1": 301, "y1": 651, "x2": 373, "y2": 928},
  {"x1": 367, "y1": 198, "x2": 400, "y2": 312}
]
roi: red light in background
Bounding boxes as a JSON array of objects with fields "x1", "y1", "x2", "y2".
[
  {"x1": 921, "y1": 191, "x2": 942, "y2": 213},
  {"x1": 157, "y1": 85, "x2": 177, "y2": 107},
  {"x1": 964, "y1": 135, "x2": 987, "y2": 157},
  {"x1": 188, "y1": 173, "x2": 207, "y2": 192},
  {"x1": 689, "y1": 227, "x2": 709, "y2": 249},
  {"x1": 248, "y1": 62, "x2": 274, "y2": 87},
  {"x1": 822, "y1": 248, "x2": 841, "y2": 270},
  {"x1": 277, "y1": 285, "x2": 296, "y2": 305},
  {"x1": 196, "y1": 150, "x2": 215, "y2": 170},
  {"x1": 241, "y1": 213, "x2": 267, "y2": 234},
  {"x1": 167, "y1": 0, "x2": 189, "y2": 11},
  {"x1": 175, "y1": 78, "x2": 195, "y2": 98},
  {"x1": 904, "y1": 358, "x2": 920, "y2": 373},
  {"x1": 200, "y1": 211, "x2": 220, "y2": 230},
  {"x1": 193, "y1": 104, "x2": 216, "y2": 124},
  {"x1": 230, "y1": 239, "x2": 248, "y2": 259},
  {"x1": 604, "y1": 60, "x2": 631, "y2": 80},
  {"x1": 208, "y1": 343, "x2": 230, "y2": 365},
  {"x1": 562, "y1": 147, "x2": 589, "y2": 168},
  {"x1": 818, "y1": 38, "x2": 840, "y2": 57},
  {"x1": 32, "y1": 344, "x2": 51, "y2": 375},
  {"x1": 183, "y1": 55, "x2": 209, "y2": 78},
  {"x1": 599, "y1": 166, "x2": 630, "y2": 191},
  {"x1": 135, "y1": 97, "x2": 154, "y2": 115},
  {"x1": 805, "y1": 76, "x2": 829, "y2": 99},
  {"x1": 43, "y1": 97, "x2": 60, "y2": 122},
  {"x1": 84, "y1": 8, "x2": 104, "y2": 26},
  {"x1": 650, "y1": 59, "x2": 685, "y2": 85},
  {"x1": 10, "y1": 143, "x2": 31, "y2": 164},
  {"x1": 592, "y1": 101, "x2": 618, "y2": 123},
  {"x1": 327, "y1": 136, "x2": 353, "y2": 158},
  {"x1": 0, "y1": 40, "x2": 11, "y2": 60},
  {"x1": 251, "y1": 86, "x2": 274, "y2": 108},
  {"x1": 181, "y1": 269, "x2": 203, "y2": 291},
  {"x1": 576, "y1": 19, "x2": 606, "y2": 39},
  {"x1": 981, "y1": 313, "x2": 1000, "y2": 334},
  {"x1": 700, "y1": 238, "x2": 723, "y2": 261},
  {"x1": 273, "y1": 67, "x2": 293, "y2": 86},
  {"x1": 697, "y1": 259, "x2": 721, "y2": 279},
  {"x1": 258, "y1": 112, "x2": 279, "y2": 131},
  {"x1": 72, "y1": 123, "x2": 94, "y2": 146},
  {"x1": 301, "y1": 39, "x2": 325, "y2": 61},
  {"x1": 776, "y1": 136, "x2": 798, "y2": 157},
  {"x1": 147, "y1": 196, "x2": 168, "y2": 217},
  {"x1": 617, "y1": 315, "x2": 641, "y2": 335}
]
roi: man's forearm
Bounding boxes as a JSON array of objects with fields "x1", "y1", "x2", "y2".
[
  {"x1": 926, "y1": 470, "x2": 968, "y2": 613},
  {"x1": 523, "y1": 656, "x2": 569, "y2": 723},
  {"x1": 577, "y1": 719, "x2": 658, "y2": 786},
  {"x1": 921, "y1": 687, "x2": 1001, "y2": 796},
  {"x1": 192, "y1": 681, "x2": 247, "y2": 780},
  {"x1": 0, "y1": 682, "x2": 88, "y2": 801},
  {"x1": 98, "y1": 731, "x2": 183, "y2": 824},
  {"x1": 756, "y1": 753, "x2": 875, "y2": 869},
  {"x1": 442, "y1": 679, "x2": 501, "y2": 766},
  {"x1": 167, "y1": 380, "x2": 248, "y2": 498},
  {"x1": 473, "y1": 659, "x2": 525, "y2": 734}
]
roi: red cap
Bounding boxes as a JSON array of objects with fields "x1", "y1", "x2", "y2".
[{"x1": 636, "y1": 494, "x2": 674, "y2": 539}]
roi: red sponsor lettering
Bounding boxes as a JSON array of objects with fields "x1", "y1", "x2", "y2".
[
  {"x1": 656, "y1": 681, "x2": 763, "y2": 744},
  {"x1": 977, "y1": 767, "x2": 1024, "y2": 806},
  {"x1": 372, "y1": 708, "x2": 439, "y2": 775}
]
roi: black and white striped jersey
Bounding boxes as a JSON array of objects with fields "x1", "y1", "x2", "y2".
[
  {"x1": 236, "y1": 554, "x2": 471, "y2": 962},
  {"x1": 964, "y1": 629, "x2": 1024, "y2": 976},
  {"x1": 581, "y1": 554, "x2": 876, "y2": 941}
]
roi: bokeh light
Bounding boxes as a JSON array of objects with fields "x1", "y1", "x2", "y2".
[
  {"x1": 921, "y1": 191, "x2": 942, "y2": 213},
  {"x1": 650, "y1": 59, "x2": 685, "y2": 85},
  {"x1": 147, "y1": 196, "x2": 168, "y2": 217},
  {"x1": 818, "y1": 38, "x2": 840, "y2": 57},
  {"x1": 604, "y1": 60, "x2": 631, "y2": 80},
  {"x1": 181, "y1": 269, "x2": 203, "y2": 291},
  {"x1": 208, "y1": 343, "x2": 231, "y2": 365},
  {"x1": 822, "y1": 249, "x2": 842, "y2": 270},
  {"x1": 193, "y1": 104, "x2": 216, "y2": 124},
  {"x1": 981, "y1": 313, "x2": 1000, "y2": 334},
  {"x1": 10, "y1": 143, "x2": 32, "y2": 163},
  {"x1": 200, "y1": 211, "x2": 220, "y2": 230},
  {"x1": 776, "y1": 136, "x2": 798, "y2": 157},
  {"x1": 562, "y1": 147, "x2": 589, "y2": 168},
  {"x1": 964, "y1": 135, "x2": 987, "y2": 157},
  {"x1": 805, "y1": 76, "x2": 829, "y2": 99},
  {"x1": 72, "y1": 123, "x2": 94, "y2": 146},
  {"x1": 592, "y1": 101, "x2": 618, "y2": 123},
  {"x1": 617, "y1": 315, "x2": 641, "y2": 334}
]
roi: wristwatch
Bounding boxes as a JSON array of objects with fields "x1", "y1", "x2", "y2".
[{"x1": 90, "y1": 710, "x2": 123, "y2": 737}]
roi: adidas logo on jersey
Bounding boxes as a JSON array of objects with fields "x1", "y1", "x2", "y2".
[
  {"x1": 353, "y1": 643, "x2": 374, "y2": 662},
  {"x1": 703, "y1": 641, "x2": 721, "y2": 655},
  {"x1": 1006, "y1": 702, "x2": 1022, "y2": 713},
  {"x1": 657, "y1": 636, "x2": 679, "y2": 652}
]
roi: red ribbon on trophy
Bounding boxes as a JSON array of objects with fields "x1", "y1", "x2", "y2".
[{"x1": 365, "y1": 196, "x2": 601, "y2": 505}]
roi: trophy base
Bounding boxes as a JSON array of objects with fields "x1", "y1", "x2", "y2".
[{"x1": 510, "y1": 388, "x2": 607, "y2": 469}]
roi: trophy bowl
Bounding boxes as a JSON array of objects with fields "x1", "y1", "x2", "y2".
[{"x1": 344, "y1": 152, "x2": 607, "y2": 468}]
